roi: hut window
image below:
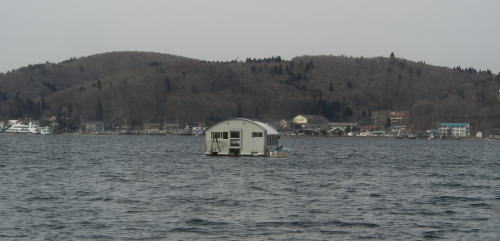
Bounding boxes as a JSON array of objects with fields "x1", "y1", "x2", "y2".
[
  {"x1": 211, "y1": 132, "x2": 229, "y2": 139},
  {"x1": 212, "y1": 132, "x2": 221, "y2": 139},
  {"x1": 252, "y1": 132, "x2": 263, "y2": 138},
  {"x1": 230, "y1": 131, "x2": 240, "y2": 138}
]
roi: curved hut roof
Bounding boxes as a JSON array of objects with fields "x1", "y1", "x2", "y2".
[{"x1": 208, "y1": 118, "x2": 279, "y2": 135}]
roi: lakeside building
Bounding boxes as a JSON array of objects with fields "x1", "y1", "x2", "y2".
[
  {"x1": 143, "y1": 122, "x2": 161, "y2": 130},
  {"x1": 266, "y1": 120, "x2": 290, "y2": 131},
  {"x1": 205, "y1": 118, "x2": 280, "y2": 157},
  {"x1": 437, "y1": 123, "x2": 470, "y2": 137},
  {"x1": 180, "y1": 122, "x2": 207, "y2": 135},
  {"x1": 359, "y1": 126, "x2": 377, "y2": 132},
  {"x1": 7, "y1": 120, "x2": 19, "y2": 126},
  {"x1": 327, "y1": 122, "x2": 359, "y2": 136},
  {"x1": 163, "y1": 120, "x2": 180, "y2": 130},
  {"x1": 427, "y1": 129, "x2": 438, "y2": 138},
  {"x1": 278, "y1": 120, "x2": 290, "y2": 130},
  {"x1": 370, "y1": 111, "x2": 388, "y2": 128},
  {"x1": 83, "y1": 121, "x2": 105, "y2": 134},
  {"x1": 370, "y1": 110, "x2": 409, "y2": 134},
  {"x1": 292, "y1": 115, "x2": 329, "y2": 130},
  {"x1": 389, "y1": 111, "x2": 409, "y2": 135},
  {"x1": 142, "y1": 122, "x2": 164, "y2": 134}
]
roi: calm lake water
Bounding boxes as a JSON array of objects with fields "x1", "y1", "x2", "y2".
[{"x1": 0, "y1": 135, "x2": 499, "y2": 240}]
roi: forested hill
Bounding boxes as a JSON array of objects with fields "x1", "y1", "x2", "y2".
[
  {"x1": 0, "y1": 51, "x2": 192, "y2": 101},
  {"x1": 1, "y1": 51, "x2": 499, "y2": 133}
]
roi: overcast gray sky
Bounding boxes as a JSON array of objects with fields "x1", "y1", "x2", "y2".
[{"x1": 0, "y1": 0, "x2": 499, "y2": 73}]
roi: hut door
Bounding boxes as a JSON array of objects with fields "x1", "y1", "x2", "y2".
[
  {"x1": 229, "y1": 130, "x2": 241, "y2": 156},
  {"x1": 229, "y1": 130, "x2": 241, "y2": 148}
]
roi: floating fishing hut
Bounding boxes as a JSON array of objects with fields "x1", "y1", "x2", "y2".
[{"x1": 205, "y1": 118, "x2": 285, "y2": 157}]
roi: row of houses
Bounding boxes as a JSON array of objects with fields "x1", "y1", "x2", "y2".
[
  {"x1": 285, "y1": 114, "x2": 378, "y2": 136},
  {"x1": 81, "y1": 120, "x2": 207, "y2": 135},
  {"x1": 0, "y1": 113, "x2": 482, "y2": 138},
  {"x1": 283, "y1": 114, "x2": 477, "y2": 138}
]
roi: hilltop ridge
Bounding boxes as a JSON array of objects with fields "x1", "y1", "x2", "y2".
[{"x1": 0, "y1": 51, "x2": 193, "y2": 100}]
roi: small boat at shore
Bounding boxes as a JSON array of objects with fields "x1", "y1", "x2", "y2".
[
  {"x1": 28, "y1": 122, "x2": 40, "y2": 134},
  {"x1": 39, "y1": 126, "x2": 53, "y2": 135}
]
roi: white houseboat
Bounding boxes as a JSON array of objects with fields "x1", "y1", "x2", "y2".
[
  {"x1": 5, "y1": 123, "x2": 30, "y2": 133},
  {"x1": 205, "y1": 118, "x2": 284, "y2": 157},
  {"x1": 5, "y1": 121, "x2": 43, "y2": 134}
]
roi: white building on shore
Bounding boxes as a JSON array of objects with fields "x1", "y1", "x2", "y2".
[{"x1": 437, "y1": 123, "x2": 470, "y2": 137}]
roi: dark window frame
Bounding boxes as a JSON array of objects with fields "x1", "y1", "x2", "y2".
[{"x1": 230, "y1": 131, "x2": 240, "y2": 139}]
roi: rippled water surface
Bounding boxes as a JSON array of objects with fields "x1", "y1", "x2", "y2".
[{"x1": 0, "y1": 135, "x2": 499, "y2": 240}]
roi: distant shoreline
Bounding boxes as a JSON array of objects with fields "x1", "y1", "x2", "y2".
[{"x1": 1, "y1": 132, "x2": 497, "y2": 141}]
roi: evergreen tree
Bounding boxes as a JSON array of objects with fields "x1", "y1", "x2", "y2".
[
  {"x1": 34, "y1": 101, "x2": 41, "y2": 118},
  {"x1": 24, "y1": 99, "x2": 34, "y2": 116},
  {"x1": 41, "y1": 96, "x2": 46, "y2": 111},
  {"x1": 96, "y1": 99, "x2": 103, "y2": 120},
  {"x1": 389, "y1": 52, "x2": 396, "y2": 64},
  {"x1": 164, "y1": 78, "x2": 172, "y2": 93},
  {"x1": 344, "y1": 107, "x2": 353, "y2": 118},
  {"x1": 251, "y1": 65, "x2": 257, "y2": 73},
  {"x1": 13, "y1": 92, "x2": 23, "y2": 118},
  {"x1": 384, "y1": 118, "x2": 391, "y2": 129},
  {"x1": 67, "y1": 104, "x2": 73, "y2": 115},
  {"x1": 333, "y1": 100, "x2": 341, "y2": 113}
]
